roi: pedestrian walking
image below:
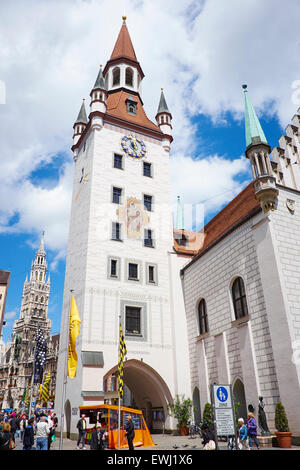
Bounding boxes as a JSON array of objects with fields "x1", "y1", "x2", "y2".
[
  {"x1": 9, "y1": 414, "x2": 18, "y2": 443},
  {"x1": 2, "y1": 422, "x2": 15, "y2": 450},
  {"x1": 125, "y1": 415, "x2": 135, "y2": 451},
  {"x1": 0, "y1": 423, "x2": 10, "y2": 450},
  {"x1": 23, "y1": 418, "x2": 35, "y2": 451},
  {"x1": 201, "y1": 423, "x2": 216, "y2": 450},
  {"x1": 36, "y1": 415, "x2": 50, "y2": 450},
  {"x1": 76, "y1": 414, "x2": 87, "y2": 450},
  {"x1": 247, "y1": 413, "x2": 260, "y2": 450},
  {"x1": 90, "y1": 423, "x2": 105, "y2": 450},
  {"x1": 238, "y1": 418, "x2": 249, "y2": 450},
  {"x1": 19, "y1": 414, "x2": 27, "y2": 443}
]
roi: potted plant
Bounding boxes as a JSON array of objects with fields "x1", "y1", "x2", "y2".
[
  {"x1": 167, "y1": 395, "x2": 193, "y2": 436},
  {"x1": 274, "y1": 402, "x2": 292, "y2": 448}
]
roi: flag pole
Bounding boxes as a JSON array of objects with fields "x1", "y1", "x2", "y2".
[
  {"x1": 59, "y1": 289, "x2": 73, "y2": 450},
  {"x1": 118, "y1": 314, "x2": 121, "y2": 450},
  {"x1": 29, "y1": 321, "x2": 39, "y2": 417}
]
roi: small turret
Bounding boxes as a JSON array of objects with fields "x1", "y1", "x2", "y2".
[
  {"x1": 156, "y1": 89, "x2": 172, "y2": 152},
  {"x1": 243, "y1": 84, "x2": 278, "y2": 213},
  {"x1": 73, "y1": 99, "x2": 88, "y2": 147},
  {"x1": 90, "y1": 65, "x2": 107, "y2": 115}
]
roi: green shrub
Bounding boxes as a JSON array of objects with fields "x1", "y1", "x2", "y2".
[
  {"x1": 275, "y1": 402, "x2": 290, "y2": 432},
  {"x1": 202, "y1": 402, "x2": 213, "y2": 427}
]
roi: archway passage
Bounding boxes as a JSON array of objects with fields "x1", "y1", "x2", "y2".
[
  {"x1": 192, "y1": 387, "x2": 201, "y2": 425},
  {"x1": 233, "y1": 378, "x2": 247, "y2": 422},
  {"x1": 104, "y1": 359, "x2": 173, "y2": 432}
]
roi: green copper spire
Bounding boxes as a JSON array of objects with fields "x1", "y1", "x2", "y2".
[
  {"x1": 75, "y1": 100, "x2": 88, "y2": 124},
  {"x1": 176, "y1": 196, "x2": 184, "y2": 230},
  {"x1": 243, "y1": 84, "x2": 268, "y2": 149},
  {"x1": 157, "y1": 88, "x2": 170, "y2": 114}
]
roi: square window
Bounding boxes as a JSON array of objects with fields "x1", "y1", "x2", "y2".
[
  {"x1": 144, "y1": 195, "x2": 152, "y2": 212},
  {"x1": 112, "y1": 187, "x2": 122, "y2": 204},
  {"x1": 114, "y1": 154, "x2": 123, "y2": 169},
  {"x1": 125, "y1": 306, "x2": 141, "y2": 335},
  {"x1": 143, "y1": 162, "x2": 152, "y2": 177},
  {"x1": 128, "y1": 263, "x2": 138, "y2": 280},
  {"x1": 112, "y1": 222, "x2": 121, "y2": 241}
]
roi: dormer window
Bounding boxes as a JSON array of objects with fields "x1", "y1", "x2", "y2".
[
  {"x1": 125, "y1": 67, "x2": 133, "y2": 87},
  {"x1": 112, "y1": 67, "x2": 120, "y2": 86},
  {"x1": 126, "y1": 96, "x2": 137, "y2": 115}
]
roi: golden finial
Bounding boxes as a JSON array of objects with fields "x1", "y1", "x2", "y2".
[
  {"x1": 122, "y1": 15, "x2": 127, "y2": 21},
  {"x1": 100, "y1": 64, "x2": 102, "y2": 68}
]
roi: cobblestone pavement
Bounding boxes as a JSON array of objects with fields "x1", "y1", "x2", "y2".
[{"x1": 13, "y1": 432, "x2": 300, "y2": 451}]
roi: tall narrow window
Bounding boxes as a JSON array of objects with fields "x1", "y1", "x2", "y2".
[
  {"x1": 143, "y1": 162, "x2": 152, "y2": 177},
  {"x1": 144, "y1": 194, "x2": 152, "y2": 212},
  {"x1": 110, "y1": 259, "x2": 117, "y2": 277},
  {"x1": 114, "y1": 154, "x2": 123, "y2": 169},
  {"x1": 125, "y1": 67, "x2": 133, "y2": 86},
  {"x1": 112, "y1": 187, "x2": 122, "y2": 204},
  {"x1": 112, "y1": 222, "x2": 121, "y2": 241},
  {"x1": 125, "y1": 306, "x2": 141, "y2": 335},
  {"x1": 198, "y1": 299, "x2": 208, "y2": 335},
  {"x1": 148, "y1": 266, "x2": 155, "y2": 283},
  {"x1": 232, "y1": 277, "x2": 248, "y2": 319},
  {"x1": 112, "y1": 67, "x2": 120, "y2": 86},
  {"x1": 144, "y1": 229, "x2": 153, "y2": 247}
]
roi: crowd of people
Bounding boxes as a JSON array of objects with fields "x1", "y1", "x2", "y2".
[{"x1": 0, "y1": 409, "x2": 58, "y2": 451}]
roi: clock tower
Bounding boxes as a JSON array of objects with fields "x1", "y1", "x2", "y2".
[{"x1": 55, "y1": 17, "x2": 191, "y2": 436}]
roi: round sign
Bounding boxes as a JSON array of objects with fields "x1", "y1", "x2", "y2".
[{"x1": 216, "y1": 386, "x2": 228, "y2": 402}]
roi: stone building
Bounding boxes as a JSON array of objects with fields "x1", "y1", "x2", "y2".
[
  {"x1": 0, "y1": 234, "x2": 59, "y2": 410},
  {"x1": 179, "y1": 86, "x2": 300, "y2": 441}
]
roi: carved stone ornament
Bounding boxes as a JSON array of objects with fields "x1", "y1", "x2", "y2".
[{"x1": 286, "y1": 198, "x2": 295, "y2": 213}]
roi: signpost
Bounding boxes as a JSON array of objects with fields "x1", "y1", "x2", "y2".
[{"x1": 211, "y1": 384, "x2": 238, "y2": 450}]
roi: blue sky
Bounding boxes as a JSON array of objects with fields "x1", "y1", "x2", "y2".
[{"x1": 1, "y1": 0, "x2": 300, "y2": 343}]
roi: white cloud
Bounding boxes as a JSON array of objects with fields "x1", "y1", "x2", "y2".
[{"x1": 0, "y1": 0, "x2": 299, "y2": 261}]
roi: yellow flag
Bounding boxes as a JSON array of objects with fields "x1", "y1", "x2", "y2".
[{"x1": 67, "y1": 296, "x2": 81, "y2": 378}]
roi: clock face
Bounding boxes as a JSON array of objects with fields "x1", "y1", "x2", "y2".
[{"x1": 121, "y1": 134, "x2": 147, "y2": 159}]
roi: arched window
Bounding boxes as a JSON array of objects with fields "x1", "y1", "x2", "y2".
[
  {"x1": 198, "y1": 299, "x2": 208, "y2": 335},
  {"x1": 232, "y1": 277, "x2": 248, "y2": 319},
  {"x1": 112, "y1": 67, "x2": 120, "y2": 86},
  {"x1": 125, "y1": 67, "x2": 133, "y2": 86},
  {"x1": 35, "y1": 296, "x2": 38, "y2": 302}
]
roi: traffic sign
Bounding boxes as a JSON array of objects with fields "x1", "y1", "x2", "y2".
[{"x1": 211, "y1": 384, "x2": 236, "y2": 437}]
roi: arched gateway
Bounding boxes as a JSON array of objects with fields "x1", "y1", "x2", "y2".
[{"x1": 104, "y1": 359, "x2": 173, "y2": 431}]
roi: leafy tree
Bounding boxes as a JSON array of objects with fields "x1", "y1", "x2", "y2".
[{"x1": 167, "y1": 395, "x2": 193, "y2": 427}]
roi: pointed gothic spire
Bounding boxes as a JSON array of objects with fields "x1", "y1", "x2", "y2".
[
  {"x1": 75, "y1": 100, "x2": 88, "y2": 125},
  {"x1": 176, "y1": 196, "x2": 184, "y2": 230},
  {"x1": 157, "y1": 89, "x2": 170, "y2": 115},
  {"x1": 110, "y1": 16, "x2": 138, "y2": 62},
  {"x1": 92, "y1": 66, "x2": 106, "y2": 91},
  {"x1": 243, "y1": 84, "x2": 268, "y2": 150},
  {"x1": 37, "y1": 231, "x2": 45, "y2": 254}
]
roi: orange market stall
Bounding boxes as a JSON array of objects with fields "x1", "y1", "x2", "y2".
[{"x1": 79, "y1": 404, "x2": 155, "y2": 449}]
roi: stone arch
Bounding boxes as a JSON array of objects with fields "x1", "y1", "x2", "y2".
[
  {"x1": 232, "y1": 377, "x2": 247, "y2": 422},
  {"x1": 104, "y1": 359, "x2": 173, "y2": 431}
]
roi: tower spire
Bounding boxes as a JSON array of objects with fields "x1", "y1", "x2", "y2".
[
  {"x1": 243, "y1": 85, "x2": 278, "y2": 213},
  {"x1": 243, "y1": 84, "x2": 268, "y2": 150},
  {"x1": 176, "y1": 196, "x2": 184, "y2": 230}
]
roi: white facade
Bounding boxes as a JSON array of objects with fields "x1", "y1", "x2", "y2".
[{"x1": 55, "y1": 22, "x2": 191, "y2": 436}]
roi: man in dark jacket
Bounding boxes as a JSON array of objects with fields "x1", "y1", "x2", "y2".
[
  {"x1": 76, "y1": 414, "x2": 87, "y2": 450},
  {"x1": 90, "y1": 424, "x2": 104, "y2": 450},
  {"x1": 9, "y1": 415, "x2": 19, "y2": 443},
  {"x1": 125, "y1": 415, "x2": 135, "y2": 451},
  {"x1": 22, "y1": 418, "x2": 35, "y2": 451}
]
